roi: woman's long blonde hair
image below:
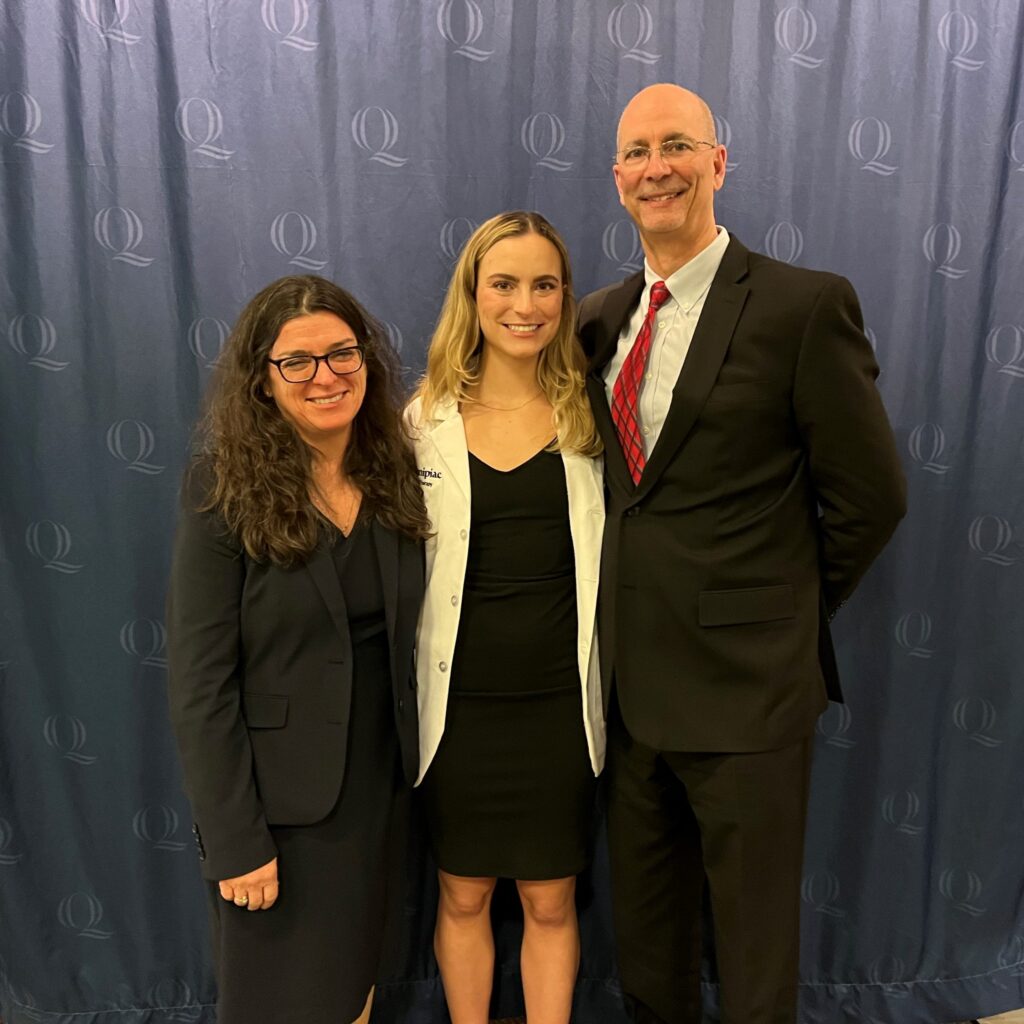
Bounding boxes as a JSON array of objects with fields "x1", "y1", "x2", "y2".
[{"x1": 417, "y1": 211, "x2": 600, "y2": 456}]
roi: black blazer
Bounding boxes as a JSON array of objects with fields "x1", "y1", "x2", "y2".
[
  {"x1": 167, "y1": 466, "x2": 424, "y2": 881},
  {"x1": 578, "y1": 236, "x2": 906, "y2": 753}
]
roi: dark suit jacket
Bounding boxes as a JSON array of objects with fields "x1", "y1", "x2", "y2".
[
  {"x1": 578, "y1": 236, "x2": 906, "y2": 754},
  {"x1": 167, "y1": 465, "x2": 423, "y2": 881}
]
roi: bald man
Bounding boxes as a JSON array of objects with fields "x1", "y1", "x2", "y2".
[{"x1": 577, "y1": 85, "x2": 905, "y2": 1024}]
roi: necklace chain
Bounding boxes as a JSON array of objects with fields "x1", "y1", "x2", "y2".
[
  {"x1": 472, "y1": 390, "x2": 545, "y2": 412},
  {"x1": 314, "y1": 477, "x2": 360, "y2": 534}
]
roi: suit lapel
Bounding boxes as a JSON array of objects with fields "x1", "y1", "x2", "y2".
[
  {"x1": 306, "y1": 539, "x2": 350, "y2": 643},
  {"x1": 635, "y1": 240, "x2": 751, "y2": 499},
  {"x1": 587, "y1": 272, "x2": 645, "y2": 373}
]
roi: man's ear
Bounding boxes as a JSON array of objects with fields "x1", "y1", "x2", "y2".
[{"x1": 612, "y1": 164, "x2": 626, "y2": 206}]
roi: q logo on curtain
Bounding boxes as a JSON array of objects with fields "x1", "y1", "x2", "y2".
[
  {"x1": 436, "y1": 0, "x2": 493, "y2": 62},
  {"x1": 147, "y1": 981, "x2": 202, "y2": 1022},
  {"x1": 773, "y1": 6, "x2": 824, "y2": 68},
  {"x1": 938, "y1": 868, "x2": 986, "y2": 916},
  {"x1": 907, "y1": 423, "x2": 951, "y2": 475},
  {"x1": 187, "y1": 316, "x2": 230, "y2": 369},
  {"x1": 520, "y1": 113, "x2": 573, "y2": 171},
  {"x1": 985, "y1": 324, "x2": 1024, "y2": 380},
  {"x1": 848, "y1": 117, "x2": 898, "y2": 176},
  {"x1": 25, "y1": 521, "x2": 83, "y2": 575},
  {"x1": 867, "y1": 956, "x2": 912, "y2": 999},
  {"x1": 270, "y1": 212, "x2": 327, "y2": 270},
  {"x1": 607, "y1": 3, "x2": 660, "y2": 65},
  {"x1": 763, "y1": 221, "x2": 803, "y2": 265},
  {"x1": 937, "y1": 11, "x2": 985, "y2": 71},
  {"x1": 106, "y1": 420, "x2": 165, "y2": 475},
  {"x1": 43, "y1": 715, "x2": 96, "y2": 764},
  {"x1": 382, "y1": 322, "x2": 404, "y2": 355},
  {"x1": 881, "y1": 791, "x2": 924, "y2": 836},
  {"x1": 93, "y1": 207, "x2": 155, "y2": 267},
  {"x1": 800, "y1": 871, "x2": 845, "y2": 918},
  {"x1": 132, "y1": 805, "x2": 187, "y2": 852},
  {"x1": 922, "y1": 223, "x2": 967, "y2": 279},
  {"x1": 351, "y1": 107, "x2": 409, "y2": 167},
  {"x1": 814, "y1": 703, "x2": 855, "y2": 749},
  {"x1": 894, "y1": 610, "x2": 934, "y2": 659},
  {"x1": 77, "y1": 0, "x2": 140, "y2": 45},
  {"x1": 713, "y1": 115, "x2": 738, "y2": 171},
  {"x1": 0, "y1": 818, "x2": 23, "y2": 865},
  {"x1": 439, "y1": 217, "x2": 477, "y2": 262},
  {"x1": 175, "y1": 98, "x2": 234, "y2": 161},
  {"x1": 261, "y1": 0, "x2": 318, "y2": 51},
  {"x1": 1009, "y1": 121, "x2": 1024, "y2": 171},
  {"x1": 57, "y1": 892, "x2": 114, "y2": 938},
  {"x1": 8, "y1": 314, "x2": 67, "y2": 371},
  {"x1": 120, "y1": 619, "x2": 168, "y2": 668},
  {"x1": 602, "y1": 220, "x2": 643, "y2": 274},
  {"x1": 0, "y1": 93, "x2": 54, "y2": 153},
  {"x1": 952, "y1": 697, "x2": 1002, "y2": 748},
  {"x1": 968, "y1": 515, "x2": 1016, "y2": 566}
]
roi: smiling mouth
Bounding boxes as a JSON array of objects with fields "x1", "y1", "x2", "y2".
[
  {"x1": 503, "y1": 323, "x2": 544, "y2": 334},
  {"x1": 309, "y1": 392, "x2": 347, "y2": 405},
  {"x1": 640, "y1": 189, "x2": 684, "y2": 203}
]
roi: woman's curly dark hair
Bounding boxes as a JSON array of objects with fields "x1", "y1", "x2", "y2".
[{"x1": 195, "y1": 275, "x2": 428, "y2": 565}]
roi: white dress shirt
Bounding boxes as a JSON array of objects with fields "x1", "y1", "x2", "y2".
[{"x1": 604, "y1": 227, "x2": 731, "y2": 458}]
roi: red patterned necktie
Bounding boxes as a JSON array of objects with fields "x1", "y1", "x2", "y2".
[{"x1": 611, "y1": 281, "x2": 671, "y2": 484}]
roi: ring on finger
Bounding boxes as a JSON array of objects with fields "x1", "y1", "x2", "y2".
[{"x1": 234, "y1": 893, "x2": 249, "y2": 906}]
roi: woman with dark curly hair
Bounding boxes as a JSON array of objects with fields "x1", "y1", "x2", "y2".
[{"x1": 167, "y1": 275, "x2": 428, "y2": 1024}]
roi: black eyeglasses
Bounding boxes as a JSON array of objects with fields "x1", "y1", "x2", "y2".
[{"x1": 268, "y1": 345, "x2": 365, "y2": 383}]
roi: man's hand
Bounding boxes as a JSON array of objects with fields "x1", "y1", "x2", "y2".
[{"x1": 218, "y1": 856, "x2": 278, "y2": 911}]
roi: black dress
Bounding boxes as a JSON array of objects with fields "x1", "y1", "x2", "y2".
[
  {"x1": 208, "y1": 517, "x2": 401, "y2": 1023},
  {"x1": 421, "y1": 449, "x2": 595, "y2": 880}
]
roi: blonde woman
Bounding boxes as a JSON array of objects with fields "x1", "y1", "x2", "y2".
[{"x1": 407, "y1": 211, "x2": 605, "y2": 1024}]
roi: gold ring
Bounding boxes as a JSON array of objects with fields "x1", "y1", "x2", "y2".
[{"x1": 234, "y1": 894, "x2": 249, "y2": 905}]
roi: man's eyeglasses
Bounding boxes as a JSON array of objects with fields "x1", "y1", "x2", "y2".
[
  {"x1": 615, "y1": 138, "x2": 716, "y2": 167},
  {"x1": 268, "y1": 345, "x2": 364, "y2": 383}
]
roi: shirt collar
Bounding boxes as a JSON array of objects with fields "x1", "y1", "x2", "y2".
[{"x1": 643, "y1": 226, "x2": 731, "y2": 314}]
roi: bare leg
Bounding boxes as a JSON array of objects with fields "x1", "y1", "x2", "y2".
[
  {"x1": 517, "y1": 877, "x2": 579, "y2": 1024},
  {"x1": 350, "y1": 985, "x2": 373, "y2": 1024},
  {"x1": 435, "y1": 871, "x2": 498, "y2": 1024}
]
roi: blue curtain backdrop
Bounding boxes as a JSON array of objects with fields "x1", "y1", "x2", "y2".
[{"x1": 2, "y1": 0, "x2": 1023, "y2": 1021}]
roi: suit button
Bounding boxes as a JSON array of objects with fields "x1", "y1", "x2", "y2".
[
  {"x1": 398, "y1": 698, "x2": 405, "y2": 712},
  {"x1": 450, "y1": 595, "x2": 458, "y2": 606},
  {"x1": 460, "y1": 529, "x2": 468, "y2": 540},
  {"x1": 439, "y1": 661, "x2": 448, "y2": 672},
  {"x1": 626, "y1": 507, "x2": 640, "y2": 517}
]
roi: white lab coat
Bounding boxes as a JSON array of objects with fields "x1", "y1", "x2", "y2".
[{"x1": 407, "y1": 395, "x2": 606, "y2": 785}]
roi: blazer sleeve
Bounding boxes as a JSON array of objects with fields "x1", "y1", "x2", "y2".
[
  {"x1": 793, "y1": 275, "x2": 907, "y2": 614},
  {"x1": 166, "y1": 466, "x2": 277, "y2": 881}
]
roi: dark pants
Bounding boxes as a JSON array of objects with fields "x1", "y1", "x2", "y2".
[{"x1": 606, "y1": 693, "x2": 814, "y2": 1024}]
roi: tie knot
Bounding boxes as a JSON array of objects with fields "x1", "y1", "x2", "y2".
[{"x1": 649, "y1": 281, "x2": 670, "y2": 314}]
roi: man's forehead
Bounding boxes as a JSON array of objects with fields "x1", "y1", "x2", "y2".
[{"x1": 616, "y1": 88, "x2": 712, "y2": 144}]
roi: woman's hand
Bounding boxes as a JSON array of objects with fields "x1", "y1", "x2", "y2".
[{"x1": 218, "y1": 857, "x2": 279, "y2": 911}]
